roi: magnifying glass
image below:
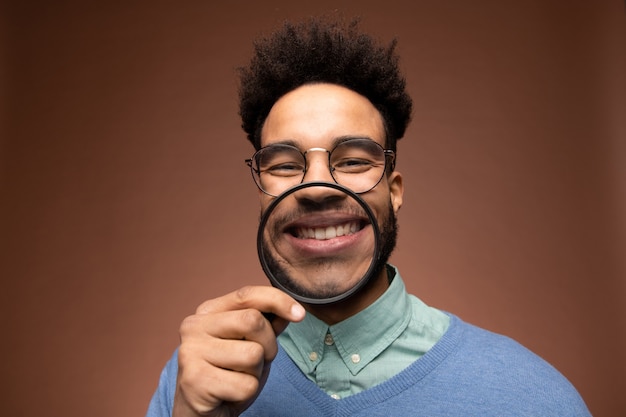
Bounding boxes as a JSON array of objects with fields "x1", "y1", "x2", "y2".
[{"x1": 257, "y1": 182, "x2": 381, "y2": 305}]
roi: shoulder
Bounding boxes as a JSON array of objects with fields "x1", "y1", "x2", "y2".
[
  {"x1": 438, "y1": 315, "x2": 591, "y2": 415},
  {"x1": 450, "y1": 315, "x2": 561, "y2": 374}
]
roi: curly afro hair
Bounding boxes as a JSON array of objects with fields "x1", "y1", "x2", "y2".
[{"x1": 238, "y1": 17, "x2": 412, "y2": 153}]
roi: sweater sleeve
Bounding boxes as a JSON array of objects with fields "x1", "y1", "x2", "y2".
[{"x1": 146, "y1": 350, "x2": 179, "y2": 417}]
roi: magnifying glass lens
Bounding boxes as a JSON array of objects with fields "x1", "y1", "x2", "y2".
[{"x1": 257, "y1": 182, "x2": 380, "y2": 305}]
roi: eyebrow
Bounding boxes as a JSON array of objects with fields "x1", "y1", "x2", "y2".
[{"x1": 265, "y1": 136, "x2": 377, "y2": 150}]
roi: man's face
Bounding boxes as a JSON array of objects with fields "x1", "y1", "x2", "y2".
[{"x1": 258, "y1": 83, "x2": 404, "y2": 299}]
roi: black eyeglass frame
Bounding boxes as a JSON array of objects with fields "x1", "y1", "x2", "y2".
[{"x1": 245, "y1": 138, "x2": 396, "y2": 197}]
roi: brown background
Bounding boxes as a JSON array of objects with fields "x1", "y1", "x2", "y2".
[{"x1": 2, "y1": 1, "x2": 625, "y2": 416}]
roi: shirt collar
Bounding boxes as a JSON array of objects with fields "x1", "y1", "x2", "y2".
[{"x1": 279, "y1": 265, "x2": 412, "y2": 375}]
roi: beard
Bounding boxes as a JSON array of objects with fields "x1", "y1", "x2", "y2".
[{"x1": 260, "y1": 201, "x2": 398, "y2": 301}]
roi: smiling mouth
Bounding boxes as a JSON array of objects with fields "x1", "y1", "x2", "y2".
[{"x1": 289, "y1": 220, "x2": 366, "y2": 240}]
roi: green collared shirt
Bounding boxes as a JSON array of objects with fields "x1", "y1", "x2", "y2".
[{"x1": 277, "y1": 265, "x2": 450, "y2": 399}]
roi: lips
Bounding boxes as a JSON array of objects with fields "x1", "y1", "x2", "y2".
[
  {"x1": 268, "y1": 209, "x2": 374, "y2": 277},
  {"x1": 271, "y1": 206, "x2": 373, "y2": 261}
]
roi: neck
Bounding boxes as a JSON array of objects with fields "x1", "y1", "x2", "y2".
[{"x1": 303, "y1": 266, "x2": 390, "y2": 325}]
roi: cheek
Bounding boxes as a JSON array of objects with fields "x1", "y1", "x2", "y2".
[
  {"x1": 258, "y1": 195, "x2": 273, "y2": 224},
  {"x1": 259, "y1": 193, "x2": 274, "y2": 210},
  {"x1": 363, "y1": 191, "x2": 393, "y2": 224}
]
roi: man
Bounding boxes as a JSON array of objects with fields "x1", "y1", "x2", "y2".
[{"x1": 147, "y1": 17, "x2": 591, "y2": 416}]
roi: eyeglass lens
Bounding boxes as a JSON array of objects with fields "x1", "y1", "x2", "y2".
[{"x1": 250, "y1": 138, "x2": 389, "y2": 196}]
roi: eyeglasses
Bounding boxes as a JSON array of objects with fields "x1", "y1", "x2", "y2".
[{"x1": 245, "y1": 138, "x2": 395, "y2": 197}]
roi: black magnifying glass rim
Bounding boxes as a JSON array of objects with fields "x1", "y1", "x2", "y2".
[{"x1": 256, "y1": 181, "x2": 381, "y2": 305}]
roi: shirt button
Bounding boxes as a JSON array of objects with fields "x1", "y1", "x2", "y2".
[
  {"x1": 309, "y1": 351, "x2": 318, "y2": 361},
  {"x1": 351, "y1": 353, "x2": 361, "y2": 364},
  {"x1": 324, "y1": 333, "x2": 334, "y2": 346},
  {"x1": 330, "y1": 393, "x2": 340, "y2": 400}
]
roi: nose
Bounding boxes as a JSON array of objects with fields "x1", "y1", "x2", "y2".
[
  {"x1": 296, "y1": 150, "x2": 346, "y2": 204},
  {"x1": 294, "y1": 182, "x2": 348, "y2": 206},
  {"x1": 302, "y1": 149, "x2": 335, "y2": 183}
]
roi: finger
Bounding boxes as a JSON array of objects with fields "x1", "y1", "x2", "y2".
[
  {"x1": 196, "y1": 285, "x2": 305, "y2": 323},
  {"x1": 201, "y1": 338, "x2": 266, "y2": 378},
  {"x1": 184, "y1": 309, "x2": 275, "y2": 361},
  {"x1": 177, "y1": 358, "x2": 261, "y2": 409},
  {"x1": 189, "y1": 309, "x2": 278, "y2": 361}
]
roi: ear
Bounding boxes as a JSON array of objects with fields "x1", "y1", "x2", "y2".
[{"x1": 388, "y1": 171, "x2": 404, "y2": 214}]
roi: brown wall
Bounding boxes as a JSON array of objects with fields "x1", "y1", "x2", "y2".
[{"x1": 2, "y1": 1, "x2": 625, "y2": 416}]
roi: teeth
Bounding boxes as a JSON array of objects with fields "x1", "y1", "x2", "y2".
[{"x1": 296, "y1": 222, "x2": 360, "y2": 240}]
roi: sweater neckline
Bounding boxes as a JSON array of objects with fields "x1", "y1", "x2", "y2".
[{"x1": 273, "y1": 313, "x2": 463, "y2": 414}]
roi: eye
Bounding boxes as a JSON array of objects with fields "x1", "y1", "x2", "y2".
[
  {"x1": 256, "y1": 145, "x2": 305, "y2": 177},
  {"x1": 263, "y1": 162, "x2": 305, "y2": 177},
  {"x1": 333, "y1": 158, "x2": 375, "y2": 173}
]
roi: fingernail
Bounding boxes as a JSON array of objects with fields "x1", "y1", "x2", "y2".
[{"x1": 291, "y1": 304, "x2": 306, "y2": 320}]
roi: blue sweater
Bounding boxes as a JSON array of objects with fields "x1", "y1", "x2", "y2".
[{"x1": 147, "y1": 314, "x2": 591, "y2": 416}]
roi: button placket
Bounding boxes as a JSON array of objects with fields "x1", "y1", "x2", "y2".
[{"x1": 315, "y1": 329, "x2": 350, "y2": 397}]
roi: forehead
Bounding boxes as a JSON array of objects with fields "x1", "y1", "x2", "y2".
[{"x1": 260, "y1": 83, "x2": 385, "y2": 150}]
